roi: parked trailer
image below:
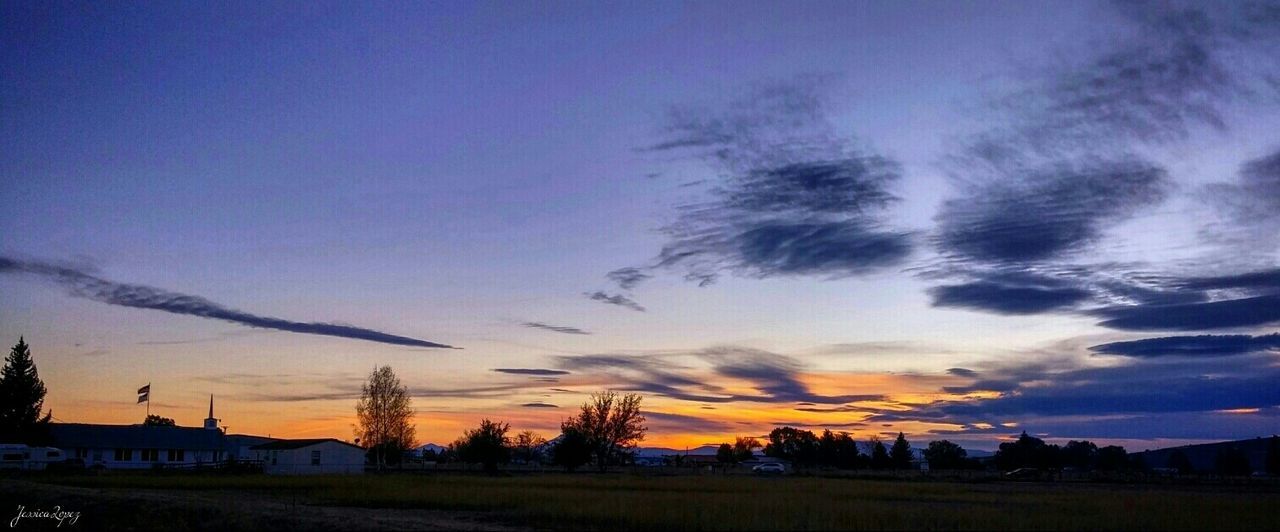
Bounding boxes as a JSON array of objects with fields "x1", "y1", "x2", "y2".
[{"x1": 0, "y1": 444, "x2": 67, "y2": 470}]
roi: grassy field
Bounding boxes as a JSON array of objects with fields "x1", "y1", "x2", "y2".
[{"x1": 9, "y1": 472, "x2": 1280, "y2": 530}]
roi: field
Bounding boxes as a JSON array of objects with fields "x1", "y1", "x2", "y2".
[{"x1": 3, "y1": 472, "x2": 1279, "y2": 531}]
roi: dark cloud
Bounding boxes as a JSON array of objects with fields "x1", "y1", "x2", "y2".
[
  {"x1": 878, "y1": 348, "x2": 1280, "y2": 434},
  {"x1": 584, "y1": 291, "x2": 645, "y2": 312},
  {"x1": 1094, "y1": 294, "x2": 1280, "y2": 331},
  {"x1": 520, "y1": 402, "x2": 559, "y2": 408},
  {"x1": 926, "y1": 2, "x2": 1280, "y2": 319},
  {"x1": 0, "y1": 256, "x2": 457, "y2": 349},
  {"x1": 1178, "y1": 267, "x2": 1280, "y2": 292},
  {"x1": 521, "y1": 322, "x2": 591, "y2": 335},
  {"x1": 654, "y1": 158, "x2": 914, "y2": 283},
  {"x1": 946, "y1": 368, "x2": 979, "y2": 378},
  {"x1": 700, "y1": 346, "x2": 885, "y2": 404},
  {"x1": 929, "y1": 280, "x2": 1093, "y2": 315},
  {"x1": 555, "y1": 347, "x2": 882, "y2": 405},
  {"x1": 1090, "y1": 333, "x2": 1280, "y2": 357},
  {"x1": 644, "y1": 411, "x2": 737, "y2": 433},
  {"x1": 492, "y1": 368, "x2": 571, "y2": 376},
  {"x1": 629, "y1": 78, "x2": 914, "y2": 286},
  {"x1": 935, "y1": 159, "x2": 1168, "y2": 264}
]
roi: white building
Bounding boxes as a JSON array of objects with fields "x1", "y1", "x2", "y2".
[{"x1": 251, "y1": 438, "x2": 365, "y2": 475}]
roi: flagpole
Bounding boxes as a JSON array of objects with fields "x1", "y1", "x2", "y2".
[{"x1": 147, "y1": 382, "x2": 150, "y2": 417}]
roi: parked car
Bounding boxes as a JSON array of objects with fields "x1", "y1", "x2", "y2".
[{"x1": 752, "y1": 462, "x2": 785, "y2": 475}]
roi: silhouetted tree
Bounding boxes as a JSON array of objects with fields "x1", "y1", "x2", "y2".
[
  {"x1": 994, "y1": 432, "x2": 1060, "y2": 470},
  {"x1": 1167, "y1": 449, "x2": 1194, "y2": 474},
  {"x1": 824, "y1": 432, "x2": 862, "y2": 469},
  {"x1": 552, "y1": 425, "x2": 592, "y2": 472},
  {"x1": 365, "y1": 441, "x2": 405, "y2": 467},
  {"x1": 355, "y1": 365, "x2": 416, "y2": 470},
  {"x1": 561, "y1": 391, "x2": 647, "y2": 472},
  {"x1": 732, "y1": 436, "x2": 760, "y2": 463},
  {"x1": 1266, "y1": 436, "x2": 1279, "y2": 476},
  {"x1": 512, "y1": 430, "x2": 548, "y2": 464},
  {"x1": 890, "y1": 432, "x2": 914, "y2": 469},
  {"x1": 0, "y1": 338, "x2": 52, "y2": 445},
  {"x1": 143, "y1": 415, "x2": 176, "y2": 426},
  {"x1": 454, "y1": 419, "x2": 511, "y2": 473},
  {"x1": 764, "y1": 427, "x2": 820, "y2": 466},
  {"x1": 923, "y1": 440, "x2": 969, "y2": 470},
  {"x1": 1215, "y1": 447, "x2": 1252, "y2": 476},
  {"x1": 1061, "y1": 440, "x2": 1098, "y2": 470},
  {"x1": 717, "y1": 443, "x2": 735, "y2": 465},
  {"x1": 870, "y1": 438, "x2": 891, "y2": 470},
  {"x1": 1095, "y1": 445, "x2": 1129, "y2": 472}
]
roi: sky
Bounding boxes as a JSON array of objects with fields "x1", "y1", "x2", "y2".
[{"x1": 1, "y1": 0, "x2": 1278, "y2": 451}]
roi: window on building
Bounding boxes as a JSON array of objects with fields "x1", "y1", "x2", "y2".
[
  {"x1": 271, "y1": 451, "x2": 277, "y2": 465},
  {"x1": 114, "y1": 448, "x2": 132, "y2": 461},
  {"x1": 75, "y1": 448, "x2": 89, "y2": 459},
  {"x1": 140, "y1": 449, "x2": 159, "y2": 461},
  {"x1": 1, "y1": 453, "x2": 22, "y2": 461},
  {"x1": 167, "y1": 449, "x2": 185, "y2": 462},
  {"x1": 311, "y1": 450, "x2": 321, "y2": 466}
]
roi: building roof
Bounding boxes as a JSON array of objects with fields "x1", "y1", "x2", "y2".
[
  {"x1": 224, "y1": 434, "x2": 276, "y2": 448},
  {"x1": 49, "y1": 423, "x2": 225, "y2": 450},
  {"x1": 250, "y1": 438, "x2": 363, "y2": 451}
]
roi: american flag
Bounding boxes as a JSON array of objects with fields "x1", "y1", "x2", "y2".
[{"x1": 137, "y1": 384, "x2": 150, "y2": 404}]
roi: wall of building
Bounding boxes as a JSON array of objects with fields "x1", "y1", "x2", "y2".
[
  {"x1": 258, "y1": 441, "x2": 364, "y2": 475},
  {"x1": 71, "y1": 447, "x2": 221, "y2": 469}
]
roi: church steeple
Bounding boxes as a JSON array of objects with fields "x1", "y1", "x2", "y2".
[{"x1": 203, "y1": 395, "x2": 218, "y2": 430}]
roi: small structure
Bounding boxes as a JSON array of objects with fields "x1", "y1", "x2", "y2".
[{"x1": 251, "y1": 438, "x2": 365, "y2": 475}]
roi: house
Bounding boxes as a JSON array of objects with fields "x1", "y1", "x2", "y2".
[{"x1": 251, "y1": 438, "x2": 365, "y2": 475}]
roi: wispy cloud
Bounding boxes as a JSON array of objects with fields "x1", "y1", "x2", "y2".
[
  {"x1": 522, "y1": 321, "x2": 591, "y2": 335},
  {"x1": 492, "y1": 368, "x2": 571, "y2": 376},
  {"x1": 584, "y1": 291, "x2": 645, "y2": 312},
  {"x1": 0, "y1": 256, "x2": 457, "y2": 349}
]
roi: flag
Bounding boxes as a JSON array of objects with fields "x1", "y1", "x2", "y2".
[{"x1": 137, "y1": 384, "x2": 150, "y2": 404}]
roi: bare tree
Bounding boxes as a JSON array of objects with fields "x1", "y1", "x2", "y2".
[
  {"x1": 563, "y1": 390, "x2": 646, "y2": 472},
  {"x1": 512, "y1": 430, "x2": 548, "y2": 464},
  {"x1": 355, "y1": 365, "x2": 416, "y2": 470}
]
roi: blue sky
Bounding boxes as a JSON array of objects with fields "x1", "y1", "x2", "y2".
[{"x1": 2, "y1": 0, "x2": 1277, "y2": 450}]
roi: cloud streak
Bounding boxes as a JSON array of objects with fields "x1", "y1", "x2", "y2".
[
  {"x1": 492, "y1": 368, "x2": 571, "y2": 376},
  {"x1": 0, "y1": 256, "x2": 457, "y2": 349},
  {"x1": 522, "y1": 322, "x2": 591, "y2": 335},
  {"x1": 1090, "y1": 333, "x2": 1280, "y2": 358},
  {"x1": 584, "y1": 291, "x2": 646, "y2": 312}
]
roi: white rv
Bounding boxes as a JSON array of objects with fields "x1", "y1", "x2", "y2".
[{"x1": 0, "y1": 444, "x2": 66, "y2": 470}]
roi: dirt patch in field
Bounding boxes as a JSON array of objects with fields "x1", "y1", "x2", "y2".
[{"x1": 0, "y1": 479, "x2": 528, "y2": 531}]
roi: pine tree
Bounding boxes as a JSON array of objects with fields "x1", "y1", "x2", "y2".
[
  {"x1": 890, "y1": 432, "x2": 914, "y2": 469},
  {"x1": 0, "y1": 337, "x2": 53, "y2": 444}
]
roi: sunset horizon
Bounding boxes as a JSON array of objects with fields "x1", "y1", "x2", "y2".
[{"x1": 3, "y1": 0, "x2": 1278, "y2": 457}]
